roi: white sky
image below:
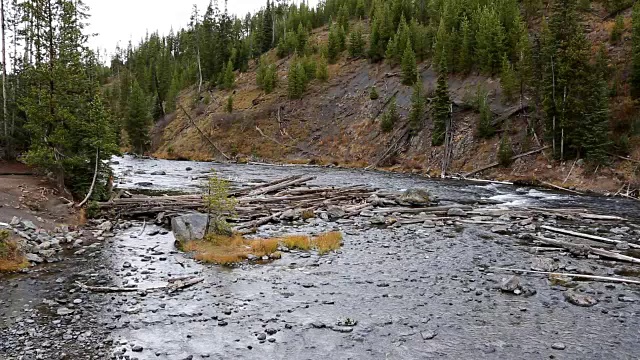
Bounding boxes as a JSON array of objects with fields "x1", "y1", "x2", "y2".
[{"x1": 86, "y1": 0, "x2": 319, "y2": 58}]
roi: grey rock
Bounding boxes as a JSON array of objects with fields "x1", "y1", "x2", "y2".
[
  {"x1": 447, "y1": 208, "x2": 468, "y2": 217},
  {"x1": 171, "y1": 213, "x2": 209, "y2": 244},
  {"x1": 97, "y1": 221, "x2": 113, "y2": 231},
  {"x1": 421, "y1": 330, "x2": 438, "y2": 340},
  {"x1": 399, "y1": 188, "x2": 432, "y2": 206},
  {"x1": 326, "y1": 206, "x2": 346, "y2": 220},
  {"x1": 370, "y1": 216, "x2": 386, "y2": 225},
  {"x1": 151, "y1": 171, "x2": 166, "y2": 176},
  {"x1": 10, "y1": 216, "x2": 20, "y2": 226},
  {"x1": 56, "y1": 307, "x2": 74, "y2": 316},
  {"x1": 500, "y1": 276, "x2": 521, "y2": 293},
  {"x1": 26, "y1": 253, "x2": 44, "y2": 264},
  {"x1": 491, "y1": 225, "x2": 510, "y2": 235},
  {"x1": 132, "y1": 345, "x2": 144, "y2": 352},
  {"x1": 136, "y1": 182, "x2": 153, "y2": 187},
  {"x1": 257, "y1": 333, "x2": 266, "y2": 341},
  {"x1": 615, "y1": 242, "x2": 630, "y2": 251},
  {"x1": 564, "y1": 290, "x2": 598, "y2": 307},
  {"x1": 551, "y1": 342, "x2": 566, "y2": 350},
  {"x1": 21, "y1": 220, "x2": 37, "y2": 230}
]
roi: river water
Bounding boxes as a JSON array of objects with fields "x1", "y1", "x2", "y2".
[{"x1": 2, "y1": 155, "x2": 640, "y2": 360}]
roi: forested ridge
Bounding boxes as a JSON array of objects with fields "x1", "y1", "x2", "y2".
[{"x1": 0, "y1": 0, "x2": 639, "y2": 199}]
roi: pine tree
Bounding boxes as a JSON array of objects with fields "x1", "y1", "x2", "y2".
[
  {"x1": 370, "y1": 86, "x2": 379, "y2": 100},
  {"x1": 222, "y1": 59, "x2": 235, "y2": 89},
  {"x1": 458, "y1": 16, "x2": 473, "y2": 73},
  {"x1": 498, "y1": 133, "x2": 514, "y2": 167},
  {"x1": 126, "y1": 81, "x2": 152, "y2": 155},
  {"x1": 262, "y1": 0, "x2": 273, "y2": 53},
  {"x1": 316, "y1": 56, "x2": 329, "y2": 82},
  {"x1": 500, "y1": 55, "x2": 518, "y2": 103},
  {"x1": 165, "y1": 73, "x2": 180, "y2": 114},
  {"x1": 475, "y1": 6, "x2": 506, "y2": 74},
  {"x1": 288, "y1": 58, "x2": 307, "y2": 99},
  {"x1": 380, "y1": 97, "x2": 398, "y2": 132},
  {"x1": 401, "y1": 42, "x2": 417, "y2": 86},
  {"x1": 409, "y1": 78, "x2": 425, "y2": 134},
  {"x1": 610, "y1": 15, "x2": 624, "y2": 43},
  {"x1": 226, "y1": 95, "x2": 233, "y2": 113},
  {"x1": 632, "y1": 2, "x2": 640, "y2": 98},
  {"x1": 348, "y1": 24, "x2": 366, "y2": 58},
  {"x1": 327, "y1": 24, "x2": 341, "y2": 64},
  {"x1": 432, "y1": 62, "x2": 451, "y2": 146},
  {"x1": 477, "y1": 95, "x2": 495, "y2": 138}
]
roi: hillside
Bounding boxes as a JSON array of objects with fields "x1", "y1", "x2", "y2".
[{"x1": 150, "y1": 6, "x2": 639, "y2": 196}]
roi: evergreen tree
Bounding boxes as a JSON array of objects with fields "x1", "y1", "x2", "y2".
[
  {"x1": 380, "y1": 97, "x2": 398, "y2": 132},
  {"x1": 409, "y1": 78, "x2": 425, "y2": 134},
  {"x1": 500, "y1": 55, "x2": 518, "y2": 103},
  {"x1": 632, "y1": 2, "x2": 640, "y2": 98},
  {"x1": 477, "y1": 95, "x2": 495, "y2": 138},
  {"x1": 458, "y1": 16, "x2": 473, "y2": 73},
  {"x1": 226, "y1": 95, "x2": 233, "y2": 113},
  {"x1": 475, "y1": 6, "x2": 506, "y2": 74},
  {"x1": 370, "y1": 86, "x2": 379, "y2": 100},
  {"x1": 401, "y1": 42, "x2": 417, "y2": 86},
  {"x1": 262, "y1": 0, "x2": 274, "y2": 53},
  {"x1": 257, "y1": 56, "x2": 278, "y2": 94},
  {"x1": 432, "y1": 62, "x2": 451, "y2": 146},
  {"x1": 327, "y1": 24, "x2": 341, "y2": 64},
  {"x1": 165, "y1": 73, "x2": 180, "y2": 114},
  {"x1": 349, "y1": 24, "x2": 366, "y2": 58},
  {"x1": 222, "y1": 59, "x2": 235, "y2": 89},
  {"x1": 316, "y1": 56, "x2": 329, "y2": 81},
  {"x1": 288, "y1": 58, "x2": 307, "y2": 99},
  {"x1": 126, "y1": 81, "x2": 152, "y2": 155},
  {"x1": 610, "y1": 15, "x2": 624, "y2": 43},
  {"x1": 498, "y1": 133, "x2": 514, "y2": 167}
]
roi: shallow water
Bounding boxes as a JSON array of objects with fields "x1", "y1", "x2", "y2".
[{"x1": 2, "y1": 156, "x2": 640, "y2": 360}]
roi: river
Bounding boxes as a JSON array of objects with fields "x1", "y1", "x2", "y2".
[{"x1": 1, "y1": 155, "x2": 639, "y2": 359}]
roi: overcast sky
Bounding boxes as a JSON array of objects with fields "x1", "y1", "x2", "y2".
[{"x1": 86, "y1": 0, "x2": 319, "y2": 57}]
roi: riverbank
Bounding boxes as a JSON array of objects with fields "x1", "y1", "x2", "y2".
[{"x1": 150, "y1": 151, "x2": 639, "y2": 200}]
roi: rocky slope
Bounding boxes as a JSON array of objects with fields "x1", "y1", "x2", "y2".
[{"x1": 151, "y1": 8, "x2": 638, "y2": 196}]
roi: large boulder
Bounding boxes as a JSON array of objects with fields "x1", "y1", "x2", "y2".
[
  {"x1": 326, "y1": 206, "x2": 346, "y2": 220},
  {"x1": 171, "y1": 213, "x2": 209, "y2": 245},
  {"x1": 399, "y1": 188, "x2": 432, "y2": 206}
]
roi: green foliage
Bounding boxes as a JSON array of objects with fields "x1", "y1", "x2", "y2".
[
  {"x1": 380, "y1": 98, "x2": 399, "y2": 132},
  {"x1": 498, "y1": 135, "x2": 514, "y2": 167},
  {"x1": 126, "y1": 81, "x2": 152, "y2": 155},
  {"x1": 370, "y1": 86, "x2": 379, "y2": 100},
  {"x1": 302, "y1": 56, "x2": 317, "y2": 81},
  {"x1": 477, "y1": 95, "x2": 495, "y2": 139},
  {"x1": 524, "y1": 0, "x2": 544, "y2": 18},
  {"x1": 349, "y1": 24, "x2": 366, "y2": 58},
  {"x1": 432, "y1": 63, "x2": 450, "y2": 146},
  {"x1": 316, "y1": 56, "x2": 329, "y2": 81},
  {"x1": 226, "y1": 96, "x2": 233, "y2": 113},
  {"x1": 401, "y1": 42, "x2": 417, "y2": 86},
  {"x1": 475, "y1": 6, "x2": 506, "y2": 74},
  {"x1": 611, "y1": 15, "x2": 625, "y2": 43},
  {"x1": 288, "y1": 57, "x2": 308, "y2": 99},
  {"x1": 222, "y1": 60, "x2": 235, "y2": 90},
  {"x1": 500, "y1": 55, "x2": 518, "y2": 103},
  {"x1": 203, "y1": 172, "x2": 237, "y2": 236},
  {"x1": 409, "y1": 79, "x2": 425, "y2": 135},
  {"x1": 256, "y1": 56, "x2": 278, "y2": 94},
  {"x1": 328, "y1": 23, "x2": 343, "y2": 64}
]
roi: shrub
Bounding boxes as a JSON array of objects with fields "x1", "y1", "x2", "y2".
[
  {"x1": 226, "y1": 96, "x2": 233, "y2": 113},
  {"x1": 203, "y1": 172, "x2": 237, "y2": 236},
  {"x1": 370, "y1": 86, "x2": 379, "y2": 100},
  {"x1": 498, "y1": 135, "x2": 514, "y2": 167},
  {"x1": 380, "y1": 98, "x2": 399, "y2": 132}
]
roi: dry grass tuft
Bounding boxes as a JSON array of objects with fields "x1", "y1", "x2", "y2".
[
  {"x1": 0, "y1": 230, "x2": 28, "y2": 272},
  {"x1": 180, "y1": 231, "x2": 345, "y2": 265},
  {"x1": 251, "y1": 238, "x2": 280, "y2": 256},
  {"x1": 282, "y1": 235, "x2": 312, "y2": 250},
  {"x1": 314, "y1": 232, "x2": 343, "y2": 255}
]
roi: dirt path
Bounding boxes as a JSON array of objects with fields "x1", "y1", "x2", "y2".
[{"x1": 0, "y1": 163, "x2": 78, "y2": 230}]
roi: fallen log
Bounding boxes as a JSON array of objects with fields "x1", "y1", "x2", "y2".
[
  {"x1": 531, "y1": 234, "x2": 640, "y2": 265},
  {"x1": 540, "y1": 225, "x2": 640, "y2": 249},
  {"x1": 248, "y1": 176, "x2": 315, "y2": 196},
  {"x1": 464, "y1": 146, "x2": 549, "y2": 178},
  {"x1": 180, "y1": 105, "x2": 230, "y2": 160},
  {"x1": 489, "y1": 267, "x2": 640, "y2": 286},
  {"x1": 540, "y1": 181, "x2": 584, "y2": 195}
]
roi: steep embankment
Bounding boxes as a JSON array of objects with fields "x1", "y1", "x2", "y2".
[{"x1": 152, "y1": 10, "x2": 638, "y2": 195}]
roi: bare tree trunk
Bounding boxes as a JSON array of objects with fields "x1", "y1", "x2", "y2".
[
  {"x1": 441, "y1": 104, "x2": 453, "y2": 178},
  {"x1": 551, "y1": 57, "x2": 556, "y2": 157}
]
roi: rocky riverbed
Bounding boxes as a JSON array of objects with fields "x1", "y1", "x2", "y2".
[{"x1": 2, "y1": 156, "x2": 640, "y2": 359}]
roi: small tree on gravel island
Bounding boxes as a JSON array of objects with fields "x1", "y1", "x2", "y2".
[{"x1": 203, "y1": 173, "x2": 237, "y2": 237}]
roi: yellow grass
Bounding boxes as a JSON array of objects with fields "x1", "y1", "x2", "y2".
[
  {"x1": 0, "y1": 231, "x2": 28, "y2": 272},
  {"x1": 314, "y1": 232, "x2": 344, "y2": 255},
  {"x1": 281, "y1": 235, "x2": 312, "y2": 250},
  {"x1": 180, "y1": 231, "x2": 344, "y2": 265}
]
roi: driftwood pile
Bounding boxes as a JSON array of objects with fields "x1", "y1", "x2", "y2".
[{"x1": 99, "y1": 175, "x2": 417, "y2": 231}]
